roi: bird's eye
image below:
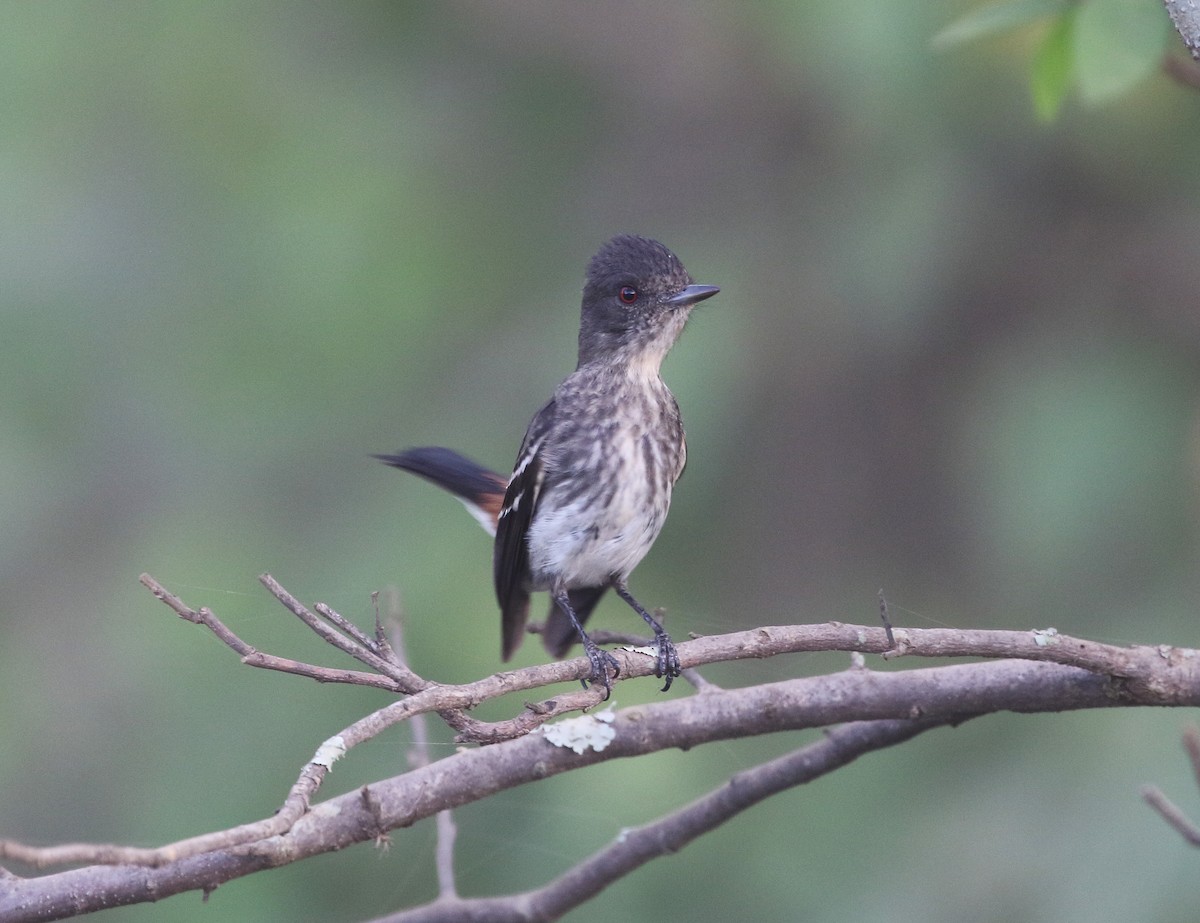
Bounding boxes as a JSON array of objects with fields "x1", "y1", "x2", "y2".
[{"x1": 618, "y1": 286, "x2": 638, "y2": 305}]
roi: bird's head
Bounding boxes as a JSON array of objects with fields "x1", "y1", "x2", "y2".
[{"x1": 577, "y1": 234, "x2": 719, "y2": 372}]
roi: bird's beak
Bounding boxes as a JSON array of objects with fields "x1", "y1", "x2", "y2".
[{"x1": 666, "y1": 284, "x2": 720, "y2": 307}]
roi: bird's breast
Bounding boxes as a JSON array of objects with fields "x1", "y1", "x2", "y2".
[{"x1": 525, "y1": 385, "x2": 684, "y2": 588}]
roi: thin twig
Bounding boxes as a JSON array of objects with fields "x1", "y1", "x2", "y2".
[
  {"x1": 139, "y1": 575, "x2": 256, "y2": 657},
  {"x1": 1183, "y1": 725, "x2": 1200, "y2": 784},
  {"x1": 1141, "y1": 785, "x2": 1200, "y2": 846},
  {"x1": 878, "y1": 588, "x2": 896, "y2": 649},
  {"x1": 239, "y1": 652, "x2": 403, "y2": 690},
  {"x1": 258, "y1": 574, "x2": 417, "y2": 685},
  {"x1": 391, "y1": 613, "x2": 459, "y2": 898},
  {"x1": 314, "y1": 601, "x2": 381, "y2": 654},
  {"x1": 138, "y1": 574, "x2": 406, "y2": 691},
  {"x1": 1141, "y1": 725, "x2": 1200, "y2": 847}
]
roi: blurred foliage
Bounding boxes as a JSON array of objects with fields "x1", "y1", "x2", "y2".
[
  {"x1": 2, "y1": 2, "x2": 1199, "y2": 922},
  {"x1": 937, "y1": 0, "x2": 1173, "y2": 118}
]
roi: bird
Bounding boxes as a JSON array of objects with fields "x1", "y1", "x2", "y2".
[{"x1": 376, "y1": 234, "x2": 719, "y2": 695}]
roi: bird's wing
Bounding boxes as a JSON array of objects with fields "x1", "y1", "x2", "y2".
[{"x1": 495, "y1": 398, "x2": 555, "y2": 660}]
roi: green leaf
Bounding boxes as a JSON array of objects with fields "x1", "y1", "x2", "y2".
[
  {"x1": 933, "y1": 0, "x2": 1069, "y2": 49},
  {"x1": 1073, "y1": 0, "x2": 1170, "y2": 104},
  {"x1": 1030, "y1": 10, "x2": 1076, "y2": 120}
]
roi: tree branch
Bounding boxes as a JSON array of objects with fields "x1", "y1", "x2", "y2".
[
  {"x1": 139, "y1": 573, "x2": 1198, "y2": 704},
  {"x1": 4, "y1": 576, "x2": 1199, "y2": 921},
  {"x1": 3, "y1": 651, "x2": 1197, "y2": 921}
]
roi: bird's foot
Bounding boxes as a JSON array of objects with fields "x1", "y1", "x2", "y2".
[
  {"x1": 580, "y1": 640, "x2": 621, "y2": 699},
  {"x1": 652, "y1": 630, "x2": 682, "y2": 692}
]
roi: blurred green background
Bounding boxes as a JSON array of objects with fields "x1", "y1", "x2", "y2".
[{"x1": 3, "y1": 2, "x2": 1199, "y2": 921}]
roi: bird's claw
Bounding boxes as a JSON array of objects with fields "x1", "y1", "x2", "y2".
[
  {"x1": 581, "y1": 641, "x2": 621, "y2": 699},
  {"x1": 653, "y1": 632, "x2": 682, "y2": 692}
]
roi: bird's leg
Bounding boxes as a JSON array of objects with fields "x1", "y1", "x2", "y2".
[
  {"x1": 611, "y1": 579, "x2": 681, "y2": 691},
  {"x1": 552, "y1": 586, "x2": 620, "y2": 698}
]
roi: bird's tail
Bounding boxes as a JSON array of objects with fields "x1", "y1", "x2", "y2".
[
  {"x1": 374, "y1": 447, "x2": 506, "y2": 536},
  {"x1": 377, "y1": 446, "x2": 599, "y2": 658}
]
